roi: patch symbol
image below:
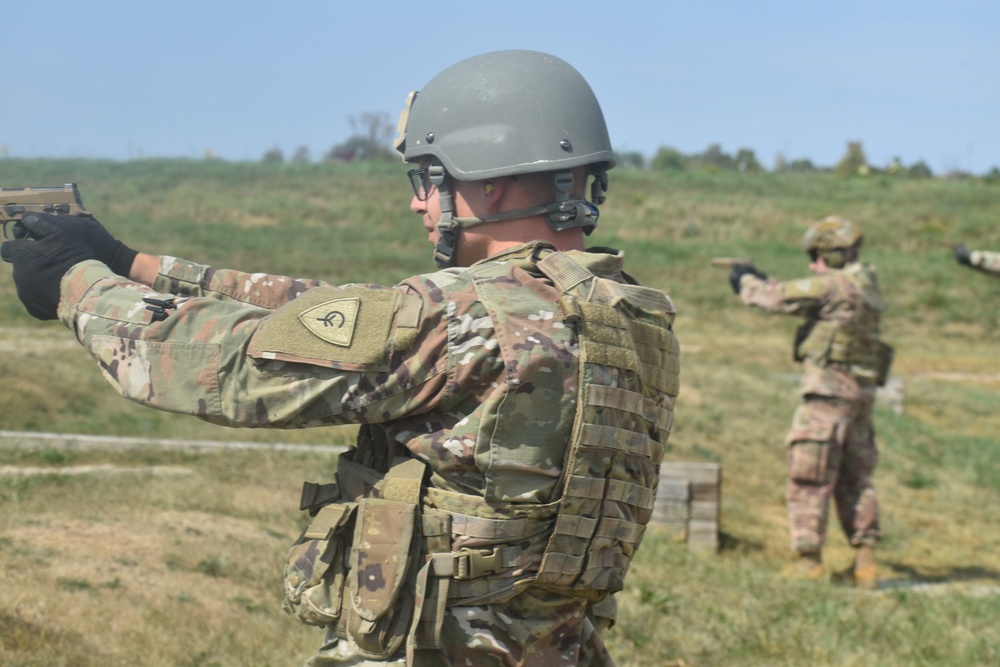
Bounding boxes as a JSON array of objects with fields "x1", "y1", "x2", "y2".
[{"x1": 299, "y1": 297, "x2": 360, "y2": 347}]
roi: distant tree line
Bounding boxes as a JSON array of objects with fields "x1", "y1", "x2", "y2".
[
  {"x1": 634, "y1": 140, "x2": 941, "y2": 179},
  {"x1": 260, "y1": 111, "x2": 999, "y2": 183},
  {"x1": 262, "y1": 111, "x2": 397, "y2": 166}
]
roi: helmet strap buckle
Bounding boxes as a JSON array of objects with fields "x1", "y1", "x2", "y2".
[
  {"x1": 553, "y1": 171, "x2": 573, "y2": 203},
  {"x1": 433, "y1": 181, "x2": 461, "y2": 268},
  {"x1": 428, "y1": 163, "x2": 447, "y2": 187},
  {"x1": 545, "y1": 169, "x2": 599, "y2": 234},
  {"x1": 590, "y1": 169, "x2": 608, "y2": 205},
  {"x1": 546, "y1": 200, "x2": 599, "y2": 235}
]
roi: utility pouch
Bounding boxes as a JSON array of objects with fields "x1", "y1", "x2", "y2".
[
  {"x1": 793, "y1": 320, "x2": 836, "y2": 364},
  {"x1": 793, "y1": 322, "x2": 811, "y2": 362},
  {"x1": 282, "y1": 501, "x2": 358, "y2": 627},
  {"x1": 346, "y1": 496, "x2": 419, "y2": 659},
  {"x1": 786, "y1": 402, "x2": 841, "y2": 484},
  {"x1": 788, "y1": 441, "x2": 834, "y2": 484}
]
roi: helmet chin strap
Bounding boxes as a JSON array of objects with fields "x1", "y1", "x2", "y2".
[
  {"x1": 457, "y1": 199, "x2": 600, "y2": 232},
  {"x1": 425, "y1": 163, "x2": 464, "y2": 269},
  {"x1": 431, "y1": 168, "x2": 607, "y2": 269}
]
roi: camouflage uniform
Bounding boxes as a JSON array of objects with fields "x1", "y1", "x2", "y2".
[
  {"x1": 737, "y1": 262, "x2": 883, "y2": 554},
  {"x1": 57, "y1": 240, "x2": 680, "y2": 666}
]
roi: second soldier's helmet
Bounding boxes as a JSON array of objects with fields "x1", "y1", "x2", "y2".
[
  {"x1": 802, "y1": 216, "x2": 863, "y2": 266},
  {"x1": 395, "y1": 49, "x2": 615, "y2": 181}
]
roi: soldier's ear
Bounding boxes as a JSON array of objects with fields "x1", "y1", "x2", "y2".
[{"x1": 482, "y1": 178, "x2": 509, "y2": 212}]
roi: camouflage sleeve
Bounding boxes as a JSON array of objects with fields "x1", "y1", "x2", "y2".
[
  {"x1": 972, "y1": 250, "x2": 1000, "y2": 275},
  {"x1": 150, "y1": 256, "x2": 327, "y2": 309},
  {"x1": 58, "y1": 260, "x2": 448, "y2": 428},
  {"x1": 739, "y1": 273, "x2": 828, "y2": 317}
]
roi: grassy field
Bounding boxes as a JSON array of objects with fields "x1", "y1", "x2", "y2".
[{"x1": 1, "y1": 159, "x2": 998, "y2": 666}]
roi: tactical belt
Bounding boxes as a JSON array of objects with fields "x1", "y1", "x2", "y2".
[{"x1": 428, "y1": 545, "x2": 522, "y2": 580}]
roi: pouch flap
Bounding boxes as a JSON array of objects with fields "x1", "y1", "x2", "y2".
[
  {"x1": 349, "y1": 497, "x2": 417, "y2": 622},
  {"x1": 786, "y1": 402, "x2": 839, "y2": 445},
  {"x1": 304, "y1": 501, "x2": 357, "y2": 541}
]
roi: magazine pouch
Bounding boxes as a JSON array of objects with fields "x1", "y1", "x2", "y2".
[{"x1": 346, "y1": 457, "x2": 425, "y2": 659}]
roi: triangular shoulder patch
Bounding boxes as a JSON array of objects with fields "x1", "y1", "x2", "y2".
[
  {"x1": 298, "y1": 297, "x2": 360, "y2": 347},
  {"x1": 247, "y1": 286, "x2": 403, "y2": 371}
]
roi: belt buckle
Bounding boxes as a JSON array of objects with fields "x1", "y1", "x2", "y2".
[{"x1": 454, "y1": 547, "x2": 503, "y2": 579}]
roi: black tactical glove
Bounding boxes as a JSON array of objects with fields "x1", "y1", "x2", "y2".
[
  {"x1": 952, "y1": 243, "x2": 973, "y2": 266},
  {"x1": 12, "y1": 211, "x2": 137, "y2": 276},
  {"x1": 729, "y1": 263, "x2": 768, "y2": 294},
  {"x1": 1, "y1": 213, "x2": 108, "y2": 320}
]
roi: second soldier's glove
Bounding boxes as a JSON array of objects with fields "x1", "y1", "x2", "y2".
[
  {"x1": 953, "y1": 244, "x2": 974, "y2": 267},
  {"x1": 1, "y1": 213, "x2": 107, "y2": 320},
  {"x1": 729, "y1": 264, "x2": 768, "y2": 294}
]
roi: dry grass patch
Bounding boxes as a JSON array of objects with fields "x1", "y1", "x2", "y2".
[{"x1": 0, "y1": 452, "x2": 324, "y2": 666}]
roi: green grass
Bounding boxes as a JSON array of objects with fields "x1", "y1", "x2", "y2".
[{"x1": 1, "y1": 159, "x2": 998, "y2": 666}]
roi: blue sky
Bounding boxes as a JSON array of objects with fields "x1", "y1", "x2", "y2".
[{"x1": 6, "y1": 1, "x2": 998, "y2": 174}]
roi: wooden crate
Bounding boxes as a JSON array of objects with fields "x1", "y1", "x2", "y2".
[{"x1": 652, "y1": 461, "x2": 722, "y2": 553}]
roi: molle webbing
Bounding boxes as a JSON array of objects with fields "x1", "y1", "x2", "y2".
[
  {"x1": 412, "y1": 250, "x2": 678, "y2": 606},
  {"x1": 573, "y1": 299, "x2": 680, "y2": 396},
  {"x1": 797, "y1": 265, "x2": 883, "y2": 376},
  {"x1": 533, "y1": 251, "x2": 679, "y2": 598},
  {"x1": 836, "y1": 266, "x2": 883, "y2": 374}
]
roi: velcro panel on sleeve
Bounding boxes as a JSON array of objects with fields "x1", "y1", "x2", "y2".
[
  {"x1": 248, "y1": 286, "x2": 400, "y2": 371},
  {"x1": 392, "y1": 294, "x2": 423, "y2": 353},
  {"x1": 783, "y1": 277, "x2": 826, "y2": 299}
]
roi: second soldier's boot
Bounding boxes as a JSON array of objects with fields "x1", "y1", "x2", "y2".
[
  {"x1": 853, "y1": 544, "x2": 878, "y2": 590},
  {"x1": 783, "y1": 549, "x2": 825, "y2": 580}
]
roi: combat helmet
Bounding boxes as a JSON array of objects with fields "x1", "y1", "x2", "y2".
[
  {"x1": 802, "y1": 216, "x2": 863, "y2": 268},
  {"x1": 395, "y1": 49, "x2": 615, "y2": 267}
]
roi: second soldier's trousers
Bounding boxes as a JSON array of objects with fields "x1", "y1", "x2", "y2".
[{"x1": 784, "y1": 394, "x2": 880, "y2": 553}]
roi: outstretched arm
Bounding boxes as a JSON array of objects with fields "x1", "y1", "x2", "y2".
[
  {"x1": 954, "y1": 244, "x2": 1000, "y2": 276},
  {"x1": 737, "y1": 271, "x2": 828, "y2": 317}
]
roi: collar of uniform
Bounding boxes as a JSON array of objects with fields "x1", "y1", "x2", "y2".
[
  {"x1": 472, "y1": 241, "x2": 555, "y2": 270},
  {"x1": 572, "y1": 245, "x2": 626, "y2": 276},
  {"x1": 473, "y1": 241, "x2": 625, "y2": 278}
]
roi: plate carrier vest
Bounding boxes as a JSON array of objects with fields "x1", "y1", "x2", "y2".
[{"x1": 283, "y1": 246, "x2": 680, "y2": 659}]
